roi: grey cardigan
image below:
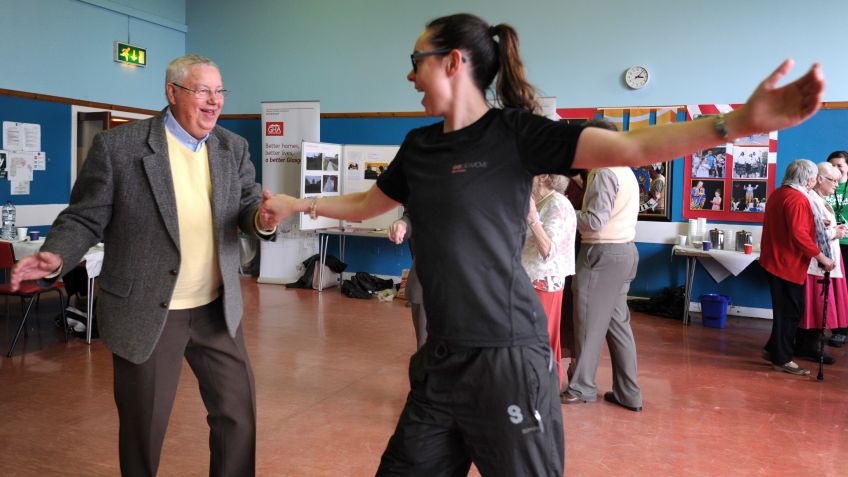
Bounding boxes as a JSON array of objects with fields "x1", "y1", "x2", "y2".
[{"x1": 42, "y1": 109, "x2": 264, "y2": 363}]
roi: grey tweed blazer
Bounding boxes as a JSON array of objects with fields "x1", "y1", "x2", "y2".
[{"x1": 42, "y1": 109, "x2": 264, "y2": 364}]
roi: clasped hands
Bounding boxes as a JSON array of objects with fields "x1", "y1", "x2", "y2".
[{"x1": 257, "y1": 190, "x2": 304, "y2": 230}]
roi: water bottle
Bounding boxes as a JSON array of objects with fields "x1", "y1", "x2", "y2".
[{"x1": 2, "y1": 201, "x2": 15, "y2": 240}]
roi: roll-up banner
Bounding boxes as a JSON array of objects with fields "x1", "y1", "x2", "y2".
[{"x1": 258, "y1": 101, "x2": 320, "y2": 284}]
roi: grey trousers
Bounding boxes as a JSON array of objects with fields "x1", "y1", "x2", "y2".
[
  {"x1": 566, "y1": 242, "x2": 642, "y2": 407},
  {"x1": 407, "y1": 260, "x2": 428, "y2": 349}
]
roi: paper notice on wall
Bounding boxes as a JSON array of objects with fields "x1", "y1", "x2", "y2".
[
  {"x1": 33, "y1": 151, "x2": 46, "y2": 170},
  {"x1": 8, "y1": 151, "x2": 34, "y2": 181},
  {"x1": 11, "y1": 180, "x2": 30, "y2": 195},
  {"x1": 22, "y1": 123, "x2": 41, "y2": 152},
  {"x1": 3, "y1": 122, "x2": 23, "y2": 151},
  {"x1": 2, "y1": 122, "x2": 41, "y2": 152}
]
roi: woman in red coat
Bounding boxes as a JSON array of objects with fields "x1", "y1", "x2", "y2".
[{"x1": 760, "y1": 159, "x2": 835, "y2": 375}]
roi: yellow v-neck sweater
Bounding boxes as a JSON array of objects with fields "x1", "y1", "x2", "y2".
[{"x1": 166, "y1": 130, "x2": 222, "y2": 309}]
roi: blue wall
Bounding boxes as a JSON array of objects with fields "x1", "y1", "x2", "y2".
[
  {"x1": 777, "y1": 110, "x2": 848, "y2": 182},
  {"x1": 0, "y1": 96, "x2": 71, "y2": 205}
]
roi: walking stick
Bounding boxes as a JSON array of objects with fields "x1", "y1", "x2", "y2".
[{"x1": 817, "y1": 271, "x2": 832, "y2": 381}]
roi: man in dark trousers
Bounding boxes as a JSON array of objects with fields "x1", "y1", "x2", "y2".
[{"x1": 12, "y1": 54, "x2": 279, "y2": 476}]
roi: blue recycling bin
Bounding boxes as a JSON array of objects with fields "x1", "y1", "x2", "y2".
[{"x1": 699, "y1": 294, "x2": 730, "y2": 329}]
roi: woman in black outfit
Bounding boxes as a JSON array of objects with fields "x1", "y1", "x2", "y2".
[{"x1": 261, "y1": 12, "x2": 824, "y2": 476}]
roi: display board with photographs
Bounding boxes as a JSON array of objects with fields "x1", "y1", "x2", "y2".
[
  {"x1": 299, "y1": 141, "x2": 402, "y2": 230},
  {"x1": 682, "y1": 105, "x2": 776, "y2": 223},
  {"x1": 300, "y1": 142, "x2": 343, "y2": 230},
  {"x1": 339, "y1": 144, "x2": 401, "y2": 230}
]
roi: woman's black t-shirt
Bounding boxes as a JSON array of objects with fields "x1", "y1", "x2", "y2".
[{"x1": 377, "y1": 108, "x2": 584, "y2": 347}]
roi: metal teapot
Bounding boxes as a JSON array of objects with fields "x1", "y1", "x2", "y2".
[
  {"x1": 735, "y1": 230, "x2": 753, "y2": 252},
  {"x1": 709, "y1": 228, "x2": 724, "y2": 250}
]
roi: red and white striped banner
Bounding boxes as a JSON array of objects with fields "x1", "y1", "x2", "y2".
[{"x1": 686, "y1": 104, "x2": 777, "y2": 162}]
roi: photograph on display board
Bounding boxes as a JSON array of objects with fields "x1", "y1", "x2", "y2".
[
  {"x1": 707, "y1": 186, "x2": 724, "y2": 211},
  {"x1": 689, "y1": 179, "x2": 723, "y2": 211},
  {"x1": 306, "y1": 152, "x2": 323, "y2": 171},
  {"x1": 731, "y1": 180, "x2": 767, "y2": 212},
  {"x1": 322, "y1": 175, "x2": 338, "y2": 193},
  {"x1": 634, "y1": 161, "x2": 672, "y2": 221},
  {"x1": 731, "y1": 146, "x2": 768, "y2": 179},
  {"x1": 304, "y1": 175, "x2": 322, "y2": 194},
  {"x1": 0, "y1": 150, "x2": 6, "y2": 179},
  {"x1": 323, "y1": 154, "x2": 339, "y2": 171},
  {"x1": 364, "y1": 162, "x2": 388, "y2": 180},
  {"x1": 691, "y1": 147, "x2": 726, "y2": 179}
]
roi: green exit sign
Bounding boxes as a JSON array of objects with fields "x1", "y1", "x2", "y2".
[{"x1": 114, "y1": 42, "x2": 147, "y2": 67}]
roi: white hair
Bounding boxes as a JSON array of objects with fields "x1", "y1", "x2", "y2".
[
  {"x1": 782, "y1": 159, "x2": 818, "y2": 187},
  {"x1": 818, "y1": 161, "x2": 837, "y2": 177},
  {"x1": 165, "y1": 54, "x2": 218, "y2": 85}
]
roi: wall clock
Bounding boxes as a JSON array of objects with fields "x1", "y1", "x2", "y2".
[{"x1": 624, "y1": 65, "x2": 649, "y2": 89}]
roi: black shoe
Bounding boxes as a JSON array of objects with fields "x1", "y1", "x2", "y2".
[
  {"x1": 603, "y1": 392, "x2": 642, "y2": 412},
  {"x1": 828, "y1": 334, "x2": 846, "y2": 348},
  {"x1": 560, "y1": 392, "x2": 594, "y2": 405}
]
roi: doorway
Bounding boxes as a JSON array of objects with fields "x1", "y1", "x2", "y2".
[{"x1": 71, "y1": 106, "x2": 150, "y2": 186}]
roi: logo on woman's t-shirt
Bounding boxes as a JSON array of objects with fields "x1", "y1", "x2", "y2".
[{"x1": 451, "y1": 161, "x2": 487, "y2": 174}]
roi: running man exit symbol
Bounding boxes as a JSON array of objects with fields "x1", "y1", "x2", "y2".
[{"x1": 114, "y1": 42, "x2": 147, "y2": 67}]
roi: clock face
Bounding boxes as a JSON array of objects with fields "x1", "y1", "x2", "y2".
[{"x1": 625, "y1": 65, "x2": 649, "y2": 89}]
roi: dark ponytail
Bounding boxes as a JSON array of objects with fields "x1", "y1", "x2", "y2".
[
  {"x1": 426, "y1": 13, "x2": 540, "y2": 114},
  {"x1": 490, "y1": 24, "x2": 540, "y2": 114}
]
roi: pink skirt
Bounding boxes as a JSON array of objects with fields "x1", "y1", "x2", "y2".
[
  {"x1": 800, "y1": 260, "x2": 848, "y2": 329},
  {"x1": 534, "y1": 288, "x2": 564, "y2": 387}
]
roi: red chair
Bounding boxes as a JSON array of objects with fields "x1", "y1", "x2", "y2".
[{"x1": 0, "y1": 242, "x2": 68, "y2": 357}]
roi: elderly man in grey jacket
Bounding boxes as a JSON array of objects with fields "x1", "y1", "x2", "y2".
[{"x1": 12, "y1": 55, "x2": 278, "y2": 476}]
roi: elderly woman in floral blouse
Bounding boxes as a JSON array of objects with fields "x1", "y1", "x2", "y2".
[{"x1": 522, "y1": 174, "x2": 577, "y2": 388}]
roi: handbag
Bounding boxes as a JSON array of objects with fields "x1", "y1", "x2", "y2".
[
  {"x1": 285, "y1": 254, "x2": 347, "y2": 290},
  {"x1": 312, "y1": 263, "x2": 340, "y2": 290}
]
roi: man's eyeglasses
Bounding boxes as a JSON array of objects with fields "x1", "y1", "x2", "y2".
[
  {"x1": 171, "y1": 82, "x2": 229, "y2": 99},
  {"x1": 410, "y1": 49, "x2": 452, "y2": 73},
  {"x1": 823, "y1": 175, "x2": 840, "y2": 184}
]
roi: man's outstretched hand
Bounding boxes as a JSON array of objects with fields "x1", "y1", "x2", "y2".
[{"x1": 10, "y1": 251, "x2": 62, "y2": 291}]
